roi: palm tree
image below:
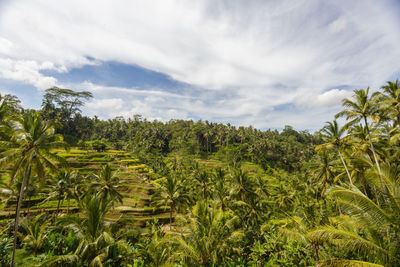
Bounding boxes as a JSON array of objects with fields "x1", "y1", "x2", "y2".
[
  {"x1": 0, "y1": 111, "x2": 66, "y2": 267},
  {"x1": 44, "y1": 194, "x2": 132, "y2": 266},
  {"x1": 61, "y1": 170, "x2": 80, "y2": 213},
  {"x1": 44, "y1": 170, "x2": 74, "y2": 218},
  {"x1": 317, "y1": 120, "x2": 353, "y2": 185},
  {"x1": 277, "y1": 216, "x2": 322, "y2": 266},
  {"x1": 380, "y1": 80, "x2": 400, "y2": 126},
  {"x1": 228, "y1": 169, "x2": 262, "y2": 233},
  {"x1": 152, "y1": 174, "x2": 188, "y2": 230},
  {"x1": 212, "y1": 168, "x2": 229, "y2": 210},
  {"x1": 137, "y1": 222, "x2": 173, "y2": 266},
  {"x1": 193, "y1": 170, "x2": 211, "y2": 200},
  {"x1": 90, "y1": 164, "x2": 123, "y2": 210},
  {"x1": 0, "y1": 95, "x2": 10, "y2": 141},
  {"x1": 309, "y1": 151, "x2": 337, "y2": 196},
  {"x1": 20, "y1": 214, "x2": 49, "y2": 256},
  {"x1": 309, "y1": 162, "x2": 400, "y2": 266},
  {"x1": 336, "y1": 88, "x2": 382, "y2": 176},
  {"x1": 229, "y1": 169, "x2": 256, "y2": 203},
  {"x1": 174, "y1": 201, "x2": 243, "y2": 266}
]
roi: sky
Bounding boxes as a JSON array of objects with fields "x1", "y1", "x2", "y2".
[{"x1": 0, "y1": 0, "x2": 399, "y2": 131}]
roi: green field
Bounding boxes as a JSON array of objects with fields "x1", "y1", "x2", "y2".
[{"x1": 0, "y1": 148, "x2": 170, "y2": 229}]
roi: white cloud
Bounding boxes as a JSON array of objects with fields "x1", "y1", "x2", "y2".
[
  {"x1": 85, "y1": 98, "x2": 124, "y2": 118},
  {"x1": 0, "y1": 0, "x2": 399, "y2": 130},
  {"x1": 0, "y1": 37, "x2": 12, "y2": 55},
  {"x1": 329, "y1": 17, "x2": 348, "y2": 33},
  {"x1": 296, "y1": 88, "x2": 353, "y2": 108},
  {"x1": 0, "y1": 58, "x2": 57, "y2": 89},
  {"x1": 316, "y1": 89, "x2": 353, "y2": 107}
]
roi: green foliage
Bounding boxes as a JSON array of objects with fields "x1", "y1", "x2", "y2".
[
  {"x1": 2, "y1": 80, "x2": 400, "y2": 266},
  {"x1": 0, "y1": 236, "x2": 12, "y2": 266}
]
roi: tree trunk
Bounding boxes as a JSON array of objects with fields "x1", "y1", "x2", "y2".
[
  {"x1": 360, "y1": 170, "x2": 369, "y2": 197},
  {"x1": 56, "y1": 197, "x2": 61, "y2": 219},
  {"x1": 363, "y1": 116, "x2": 381, "y2": 176},
  {"x1": 11, "y1": 167, "x2": 30, "y2": 267},
  {"x1": 312, "y1": 242, "x2": 320, "y2": 267},
  {"x1": 27, "y1": 196, "x2": 31, "y2": 214},
  {"x1": 338, "y1": 150, "x2": 352, "y2": 185},
  {"x1": 67, "y1": 198, "x2": 70, "y2": 214},
  {"x1": 169, "y1": 207, "x2": 173, "y2": 231}
]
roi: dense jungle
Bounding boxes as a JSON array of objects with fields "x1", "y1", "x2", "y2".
[{"x1": 1, "y1": 80, "x2": 400, "y2": 266}]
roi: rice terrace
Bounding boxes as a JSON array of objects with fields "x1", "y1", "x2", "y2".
[{"x1": 1, "y1": 0, "x2": 400, "y2": 266}]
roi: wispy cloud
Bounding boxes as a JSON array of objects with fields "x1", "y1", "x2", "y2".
[{"x1": 0, "y1": 0, "x2": 399, "y2": 130}]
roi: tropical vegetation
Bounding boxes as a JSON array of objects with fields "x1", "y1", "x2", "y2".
[{"x1": 0, "y1": 81, "x2": 400, "y2": 266}]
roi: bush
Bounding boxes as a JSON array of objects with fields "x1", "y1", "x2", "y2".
[
  {"x1": 91, "y1": 140, "x2": 107, "y2": 152},
  {"x1": 0, "y1": 237, "x2": 12, "y2": 266}
]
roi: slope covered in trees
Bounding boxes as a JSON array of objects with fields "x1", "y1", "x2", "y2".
[{"x1": 0, "y1": 80, "x2": 400, "y2": 266}]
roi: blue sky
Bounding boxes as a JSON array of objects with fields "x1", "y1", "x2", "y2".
[{"x1": 0, "y1": 0, "x2": 400, "y2": 130}]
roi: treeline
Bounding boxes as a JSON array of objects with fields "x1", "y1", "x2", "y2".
[
  {"x1": 1, "y1": 79, "x2": 400, "y2": 266},
  {"x1": 35, "y1": 87, "x2": 321, "y2": 171}
]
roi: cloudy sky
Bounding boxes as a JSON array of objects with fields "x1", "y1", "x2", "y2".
[{"x1": 0, "y1": 0, "x2": 399, "y2": 130}]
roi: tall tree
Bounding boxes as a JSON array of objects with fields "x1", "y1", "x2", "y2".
[
  {"x1": 336, "y1": 88, "x2": 382, "y2": 175},
  {"x1": 152, "y1": 174, "x2": 188, "y2": 230},
  {"x1": 310, "y1": 162, "x2": 400, "y2": 266},
  {"x1": 380, "y1": 80, "x2": 400, "y2": 126},
  {"x1": 90, "y1": 164, "x2": 123, "y2": 210},
  {"x1": 317, "y1": 120, "x2": 353, "y2": 185},
  {"x1": 0, "y1": 111, "x2": 66, "y2": 267},
  {"x1": 41, "y1": 87, "x2": 93, "y2": 138},
  {"x1": 44, "y1": 194, "x2": 132, "y2": 266},
  {"x1": 174, "y1": 201, "x2": 243, "y2": 266}
]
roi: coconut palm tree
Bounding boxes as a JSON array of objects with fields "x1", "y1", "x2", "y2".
[
  {"x1": 0, "y1": 95, "x2": 10, "y2": 140},
  {"x1": 137, "y1": 222, "x2": 173, "y2": 266},
  {"x1": 44, "y1": 170, "x2": 75, "y2": 218},
  {"x1": 309, "y1": 151, "x2": 337, "y2": 196},
  {"x1": 229, "y1": 169, "x2": 256, "y2": 203},
  {"x1": 212, "y1": 168, "x2": 229, "y2": 210},
  {"x1": 174, "y1": 201, "x2": 243, "y2": 266},
  {"x1": 90, "y1": 164, "x2": 123, "y2": 210},
  {"x1": 309, "y1": 162, "x2": 400, "y2": 266},
  {"x1": 336, "y1": 88, "x2": 382, "y2": 176},
  {"x1": 152, "y1": 174, "x2": 189, "y2": 230},
  {"x1": 277, "y1": 215, "x2": 322, "y2": 266},
  {"x1": 0, "y1": 111, "x2": 66, "y2": 267},
  {"x1": 317, "y1": 120, "x2": 353, "y2": 185},
  {"x1": 20, "y1": 214, "x2": 49, "y2": 256},
  {"x1": 43, "y1": 194, "x2": 132, "y2": 266},
  {"x1": 380, "y1": 80, "x2": 400, "y2": 126},
  {"x1": 193, "y1": 170, "x2": 211, "y2": 200}
]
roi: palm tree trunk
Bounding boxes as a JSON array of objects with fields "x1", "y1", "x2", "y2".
[
  {"x1": 169, "y1": 208, "x2": 173, "y2": 231},
  {"x1": 312, "y1": 242, "x2": 320, "y2": 267},
  {"x1": 363, "y1": 117, "x2": 381, "y2": 176},
  {"x1": 11, "y1": 166, "x2": 30, "y2": 267},
  {"x1": 27, "y1": 196, "x2": 31, "y2": 214},
  {"x1": 338, "y1": 150, "x2": 352, "y2": 185},
  {"x1": 67, "y1": 198, "x2": 70, "y2": 214},
  {"x1": 56, "y1": 197, "x2": 61, "y2": 219}
]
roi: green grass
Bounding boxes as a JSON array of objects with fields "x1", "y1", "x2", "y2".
[
  {"x1": 15, "y1": 249, "x2": 50, "y2": 266},
  {"x1": 1, "y1": 147, "x2": 159, "y2": 228}
]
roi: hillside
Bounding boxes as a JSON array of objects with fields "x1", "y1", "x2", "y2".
[{"x1": 0, "y1": 148, "x2": 175, "y2": 229}]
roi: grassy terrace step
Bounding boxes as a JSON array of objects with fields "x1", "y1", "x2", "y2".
[
  {"x1": 5, "y1": 198, "x2": 45, "y2": 208},
  {"x1": 122, "y1": 197, "x2": 151, "y2": 208},
  {"x1": 1, "y1": 148, "x2": 160, "y2": 225},
  {"x1": 105, "y1": 212, "x2": 174, "y2": 227},
  {"x1": 115, "y1": 206, "x2": 170, "y2": 216},
  {"x1": 120, "y1": 184, "x2": 154, "y2": 195},
  {"x1": 0, "y1": 207, "x2": 80, "y2": 219}
]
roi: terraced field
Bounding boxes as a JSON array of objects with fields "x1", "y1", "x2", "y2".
[{"x1": 0, "y1": 148, "x2": 173, "y2": 228}]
